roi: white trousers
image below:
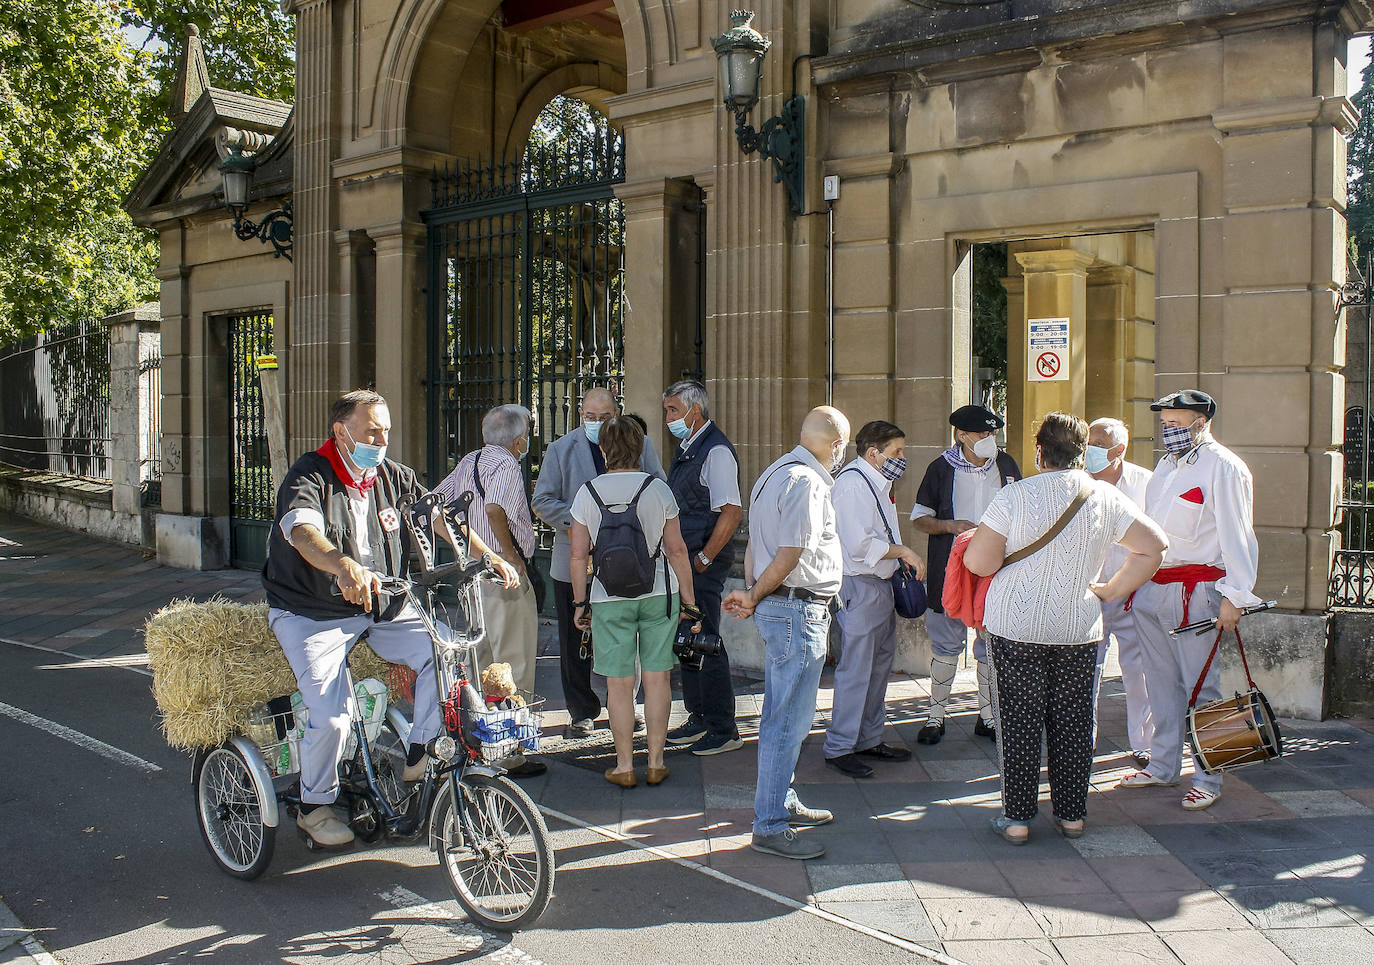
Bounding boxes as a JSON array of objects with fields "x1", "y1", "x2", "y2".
[
  {"x1": 269, "y1": 604, "x2": 443, "y2": 805},
  {"x1": 1130, "y1": 581, "x2": 1224, "y2": 794},
  {"x1": 1094, "y1": 595, "x2": 1154, "y2": 755}
]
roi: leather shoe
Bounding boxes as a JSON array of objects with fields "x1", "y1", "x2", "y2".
[
  {"x1": 646, "y1": 766, "x2": 670, "y2": 785},
  {"x1": 916, "y1": 720, "x2": 945, "y2": 745},
  {"x1": 604, "y1": 767, "x2": 637, "y2": 788},
  {"x1": 824, "y1": 753, "x2": 874, "y2": 779},
  {"x1": 402, "y1": 755, "x2": 431, "y2": 783},
  {"x1": 857, "y1": 742, "x2": 912, "y2": 762},
  {"x1": 296, "y1": 806, "x2": 354, "y2": 849},
  {"x1": 505, "y1": 759, "x2": 548, "y2": 778},
  {"x1": 973, "y1": 717, "x2": 996, "y2": 739}
]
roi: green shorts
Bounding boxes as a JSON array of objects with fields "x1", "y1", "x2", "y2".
[{"x1": 590, "y1": 593, "x2": 680, "y2": 678}]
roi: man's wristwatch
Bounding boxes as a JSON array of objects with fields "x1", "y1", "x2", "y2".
[{"x1": 697, "y1": 551, "x2": 713, "y2": 566}]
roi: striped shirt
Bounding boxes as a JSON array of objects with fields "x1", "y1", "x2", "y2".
[{"x1": 434, "y1": 445, "x2": 536, "y2": 557}]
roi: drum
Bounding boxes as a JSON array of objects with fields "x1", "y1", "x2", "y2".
[{"x1": 1187, "y1": 688, "x2": 1283, "y2": 774}]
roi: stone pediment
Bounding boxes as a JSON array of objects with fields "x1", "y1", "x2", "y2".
[{"x1": 125, "y1": 89, "x2": 292, "y2": 227}]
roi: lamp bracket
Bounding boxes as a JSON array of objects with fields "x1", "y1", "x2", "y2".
[
  {"x1": 733, "y1": 95, "x2": 805, "y2": 216},
  {"x1": 232, "y1": 198, "x2": 294, "y2": 261}
]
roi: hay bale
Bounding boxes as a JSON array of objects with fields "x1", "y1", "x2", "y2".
[{"x1": 144, "y1": 598, "x2": 396, "y2": 750}]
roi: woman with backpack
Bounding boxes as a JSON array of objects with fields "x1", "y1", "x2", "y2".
[
  {"x1": 963, "y1": 412, "x2": 1166, "y2": 844},
  {"x1": 569, "y1": 416, "x2": 702, "y2": 787}
]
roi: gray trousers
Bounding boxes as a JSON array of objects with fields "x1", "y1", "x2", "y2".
[
  {"x1": 1093, "y1": 595, "x2": 1154, "y2": 754},
  {"x1": 269, "y1": 603, "x2": 444, "y2": 805},
  {"x1": 925, "y1": 609, "x2": 988, "y2": 661},
  {"x1": 824, "y1": 574, "x2": 897, "y2": 758},
  {"x1": 1130, "y1": 580, "x2": 1224, "y2": 793}
]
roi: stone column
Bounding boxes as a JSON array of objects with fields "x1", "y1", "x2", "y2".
[
  {"x1": 1009, "y1": 249, "x2": 1093, "y2": 470},
  {"x1": 101, "y1": 306, "x2": 161, "y2": 519},
  {"x1": 372, "y1": 222, "x2": 428, "y2": 469},
  {"x1": 284, "y1": 0, "x2": 335, "y2": 456}
]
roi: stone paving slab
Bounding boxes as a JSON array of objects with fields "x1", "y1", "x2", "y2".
[{"x1": 3, "y1": 509, "x2": 1374, "y2": 963}]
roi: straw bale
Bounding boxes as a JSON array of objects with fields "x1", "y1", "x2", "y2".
[{"x1": 144, "y1": 598, "x2": 395, "y2": 750}]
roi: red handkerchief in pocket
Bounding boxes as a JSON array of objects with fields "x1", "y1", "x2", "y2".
[{"x1": 1180, "y1": 486, "x2": 1205, "y2": 504}]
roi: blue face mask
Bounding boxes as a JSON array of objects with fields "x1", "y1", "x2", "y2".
[
  {"x1": 879, "y1": 456, "x2": 907, "y2": 481},
  {"x1": 1161, "y1": 422, "x2": 1196, "y2": 454},
  {"x1": 1084, "y1": 445, "x2": 1111, "y2": 474},
  {"x1": 667, "y1": 417, "x2": 692, "y2": 440},
  {"x1": 344, "y1": 426, "x2": 386, "y2": 471},
  {"x1": 584, "y1": 420, "x2": 603, "y2": 445}
]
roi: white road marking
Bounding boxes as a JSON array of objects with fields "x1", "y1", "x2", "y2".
[
  {"x1": 0, "y1": 700, "x2": 162, "y2": 773},
  {"x1": 538, "y1": 804, "x2": 968, "y2": 965},
  {"x1": 376, "y1": 885, "x2": 546, "y2": 964},
  {"x1": 0, "y1": 636, "x2": 153, "y2": 677}
]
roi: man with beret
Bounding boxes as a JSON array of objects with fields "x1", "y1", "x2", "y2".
[
  {"x1": 1116, "y1": 390, "x2": 1260, "y2": 811},
  {"x1": 909, "y1": 405, "x2": 1022, "y2": 744}
]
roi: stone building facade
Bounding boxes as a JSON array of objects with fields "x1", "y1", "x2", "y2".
[{"x1": 127, "y1": 1, "x2": 1374, "y2": 717}]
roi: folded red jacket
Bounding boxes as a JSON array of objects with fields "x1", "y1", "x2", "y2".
[{"x1": 941, "y1": 529, "x2": 991, "y2": 631}]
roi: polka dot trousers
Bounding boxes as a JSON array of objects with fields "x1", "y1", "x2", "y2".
[{"x1": 989, "y1": 634, "x2": 1097, "y2": 823}]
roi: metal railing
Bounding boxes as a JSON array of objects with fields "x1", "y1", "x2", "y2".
[
  {"x1": 1332, "y1": 256, "x2": 1374, "y2": 608},
  {"x1": 0, "y1": 319, "x2": 111, "y2": 480}
]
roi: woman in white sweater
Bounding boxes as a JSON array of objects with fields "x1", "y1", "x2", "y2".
[{"x1": 964, "y1": 412, "x2": 1166, "y2": 844}]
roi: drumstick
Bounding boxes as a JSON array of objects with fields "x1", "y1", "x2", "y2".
[{"x1": 1169, "y1": 600, "x2": 1278, "y2": 636}]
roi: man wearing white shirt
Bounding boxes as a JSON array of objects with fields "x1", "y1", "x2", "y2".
[
  {"x1": 824, "y1": 421, "x2": 926, "y2": 777},
  {"x1": 1086, "y1": 417, "x2": 1154, "y2": 767},
  {"x1": 662, "y1": 380, "x2": 745, "y2": 756},
  {"x1": 1116, "y1": 390, "x2": 1261, "y2": 811},
  {"x1": 910, "y1": 405, "x2": 1022, "y2": 744}
]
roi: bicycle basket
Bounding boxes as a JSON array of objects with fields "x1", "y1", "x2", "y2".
[{"x1": 443, "y1": 682, "x2": 543, "y2": 763}]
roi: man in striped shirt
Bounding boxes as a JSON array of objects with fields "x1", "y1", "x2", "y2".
[{"x1": 435, "y1": 404, "x2": 546, "y2": 778}]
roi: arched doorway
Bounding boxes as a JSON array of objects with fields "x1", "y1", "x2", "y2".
[{"x1": 422, "y1": 96, "x2": 626, "y2": 493}]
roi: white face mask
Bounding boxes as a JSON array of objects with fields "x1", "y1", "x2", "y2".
[{"x1": 971, "y1": 435, "x2": 998, "y2": 461}]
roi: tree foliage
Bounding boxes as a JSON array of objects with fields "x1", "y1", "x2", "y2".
[
  {"x1": 1349, "y1": 58, "x2": 1374, "y2": 268},
  {"x1": 121, "y1": 0, "x2": 295, "y2": 134},
  {"x1": 0, "y1": 0, "x2": 158, "y2": 343}
]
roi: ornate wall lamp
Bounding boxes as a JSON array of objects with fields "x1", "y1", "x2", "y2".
[
  {"x1": 711, "y1": 10, "x2": 805, "y2": 215},
  {"x1": 217, "y1": 135, "x2": 293, "y2": 261}
]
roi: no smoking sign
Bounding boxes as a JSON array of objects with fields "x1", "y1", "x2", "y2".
[{"x1": 1028, "y1": 318, "x2": 1070, "y2": 382}]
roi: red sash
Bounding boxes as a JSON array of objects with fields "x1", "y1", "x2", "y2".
[{"x1": 1150, "y1": 563, "x2": 1226, "y2": 627}]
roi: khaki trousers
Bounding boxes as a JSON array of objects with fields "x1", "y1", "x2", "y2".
[{"x1": 478, "y1": 578, "x2": 538, "y2": 697}]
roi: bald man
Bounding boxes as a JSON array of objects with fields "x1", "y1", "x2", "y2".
[
  {"x1": 724, "y1": 406, "x2": 849, "y2": 860},
  {"x1": 532, "y1": 387, "x2": 665, "y2": 737}
]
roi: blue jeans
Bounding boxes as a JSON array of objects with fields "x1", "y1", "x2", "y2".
[{"x1": 752, "y1": 596, "x2": 831, "y2": 837}]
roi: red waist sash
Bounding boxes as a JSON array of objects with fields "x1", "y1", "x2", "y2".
[{"x1": 1149, "y1": 564, "x2": 1225, "y2": 626}]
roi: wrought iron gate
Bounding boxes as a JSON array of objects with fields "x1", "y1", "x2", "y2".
[
  {"x1": 423, "y1": 132, "x2": 626, "y2": 495},
  {"x1": 1332, "y1": 258, "x2": 1374, "y2": 607},
  {"x1": 227, "y1": 310, "x2": 275, "y2": 569}
]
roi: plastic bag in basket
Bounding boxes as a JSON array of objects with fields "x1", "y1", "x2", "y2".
[{"x1": 472, "y1": 706, "x2": 540, "y2": 758}]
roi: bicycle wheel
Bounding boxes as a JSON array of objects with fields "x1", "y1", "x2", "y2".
[
  {"x1": 432, "y1": 773, "x2": 554, "y2": 931},
  {"x1": 350, "y1": 719, "x2": 409, "y2": 841},
  {"x1": 195, "y1": 743, "x2": 275, "y2": 880}
]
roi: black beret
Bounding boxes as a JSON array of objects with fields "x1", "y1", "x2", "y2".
[
  {"x1": 1150, "y1": 389, "x2": 1216, "y2": 420},
  {"x1": 950, "y1": 405, "x2": 1005, "y2": 432}
]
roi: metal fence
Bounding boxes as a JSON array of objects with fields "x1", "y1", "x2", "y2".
[
  {"x1": 0, "y1": 318, "x2": 111, "y2": 480},
  {"x1": 1332, "y1": 257, "x2": 1374, "y2": 608}
]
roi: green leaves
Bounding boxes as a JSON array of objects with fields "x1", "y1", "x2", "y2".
[
  {"x1": 1347, "y1": 60, "x2": 1374, "y2": 267},
  {"x1": 0, "y1": 0, "x2": 158, "y2": 343}
]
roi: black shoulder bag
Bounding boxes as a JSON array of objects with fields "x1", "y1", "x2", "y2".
[{"x1": 839, "y1": 467, "x2": 928, "y2": 619}]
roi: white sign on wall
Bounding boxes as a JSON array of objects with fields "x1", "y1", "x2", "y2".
[{"x1": 1028, "y1": 317, "x2": 1070, "y2": 382}]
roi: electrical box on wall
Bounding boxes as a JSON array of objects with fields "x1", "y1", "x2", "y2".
[{"x1": 823, "y1": 176, "x2": 839, "y2": 201}]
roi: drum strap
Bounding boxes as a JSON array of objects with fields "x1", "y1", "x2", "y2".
[{"x1": 1189, "y1": 628, "x2": 1257, "y2": 708}]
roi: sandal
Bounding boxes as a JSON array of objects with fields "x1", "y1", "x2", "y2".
[
  {"x1": 989, "y1": 815, "x2": 1029, "y2": 845},
  {"x1": 1052, "y1": 815, "x2": 1085, "y2": 838}
]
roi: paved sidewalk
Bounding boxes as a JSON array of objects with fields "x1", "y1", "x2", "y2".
[{"x1": 2, "y1": 511, "x2": 1373, "y2": 963}]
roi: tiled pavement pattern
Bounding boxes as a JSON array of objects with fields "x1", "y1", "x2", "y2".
[{"x1": 3, "y1": 511, "x2": 1374, "y2": 963}]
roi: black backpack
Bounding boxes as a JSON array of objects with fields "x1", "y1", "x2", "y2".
[{"x1": 587, "y1": 476, "x2": 664, "y2": 600}]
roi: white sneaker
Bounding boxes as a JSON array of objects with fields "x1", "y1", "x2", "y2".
[
  {"x1": 1182, "y1": 786, "x2": 1220, "y2": 811},
  {"x1": 1116, "y1": 770, "x2": 1179, "y2": 788}
]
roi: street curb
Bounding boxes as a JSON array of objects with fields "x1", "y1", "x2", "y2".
[{"x1": 0, "y1": 899, "x2": 58, "y2": 965}]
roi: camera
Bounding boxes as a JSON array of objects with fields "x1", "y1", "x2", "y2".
[{"x1": 673, "y1": 626, "x2": 723, "y2": 671}]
